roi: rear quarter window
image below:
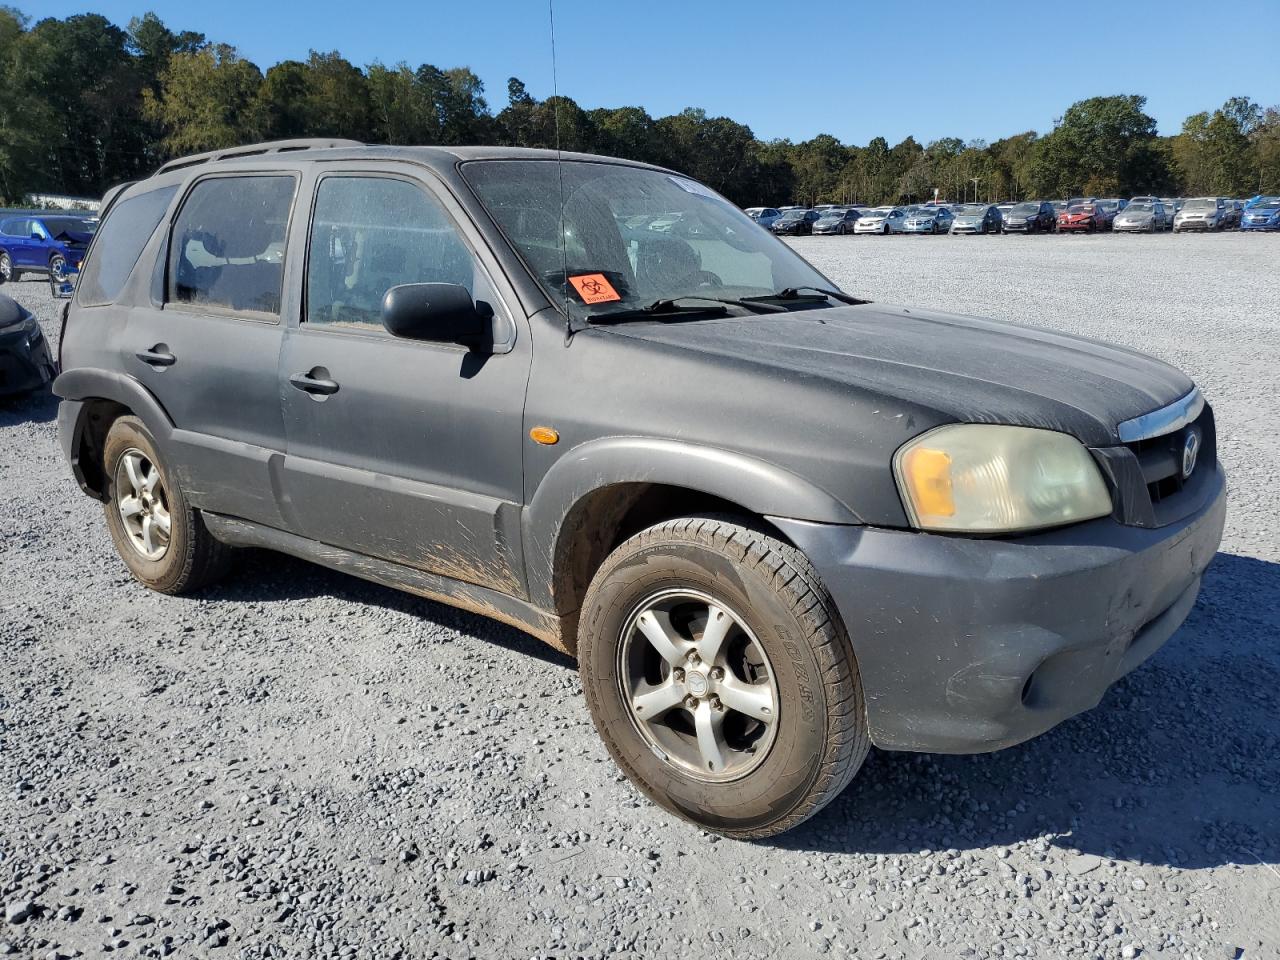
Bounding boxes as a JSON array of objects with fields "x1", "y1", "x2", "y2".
[{"x1": 77, "y1": 186, "x2": 178, "y2": 306}]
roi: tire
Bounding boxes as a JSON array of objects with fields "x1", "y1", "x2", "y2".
[
  {"x1": 577, "y1": 515, "x2": 869, "y2": 839},
  {"x1": 0, "y1": 251, "x2": 15, "y2": 284},
  {"x1": 101, "y1": 416, "x2": 232, "y2": 594},
  {"x1": 49, "y1": 253, "x2": 67, "y2": 282}
]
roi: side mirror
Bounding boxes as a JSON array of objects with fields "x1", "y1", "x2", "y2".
[
  {"x1": 50, "y1": 267, "x2": 78, "y2": 299},
  {"x1": 381, "y1": 283, "x2": 492, "y2": 351}
]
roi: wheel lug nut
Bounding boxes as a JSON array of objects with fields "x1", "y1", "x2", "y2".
[
  {"x1": 672, "y1": 668, "x2": 685, "y2": 682},
  {"x1": 688, "y1": 651, "x2": 700, "y2": 664},
  {"x1": 710, "y1": 667, "x2": 724, "y2": 681},
  {"x1": 683, "y1": 696, "x2": 698, "y2": 710},
  {"x1": 710, "y1": 697, "x2": 723, "y2": 711}
]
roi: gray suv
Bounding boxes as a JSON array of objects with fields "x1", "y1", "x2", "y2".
[{"x1": 55, "y1": 139, "x2": 1226, "y2": 838}]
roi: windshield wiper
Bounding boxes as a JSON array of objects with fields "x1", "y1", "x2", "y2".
[
  {"x1": 762, "y1": 286, "x2": 869, "y2": 305},
  {"x1": 587, "y1": 295, "x2": 786, "y2": 325}
]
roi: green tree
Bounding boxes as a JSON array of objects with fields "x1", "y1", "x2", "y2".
[
  {"x1": 144, "y1": 44, "x2": 265, "y2": 154},
  {"x1": 1030, "y1": 95, "x2": 1168, "y2": 197}
]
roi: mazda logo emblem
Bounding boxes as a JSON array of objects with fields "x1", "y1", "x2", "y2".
[{"x1": 1182, "y1": 430, "x2": 1201, "y2": 480}]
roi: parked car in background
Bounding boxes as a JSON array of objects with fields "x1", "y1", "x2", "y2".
[
  {"x1": 949, "y1": 204, "x2": 1002, "y2": 234},
  {"x1": 1244, "y1": 195, "x2": 1278, "y2": 209},
  {"x1": 1051, "y1": 200, "x2": 1069, "y2": 217},
  {"x1": 996, "y1": 202, "x2": 1016, "y2": 219},
  {"x1": 1097, "y1": 199, "x2": 1127, "y2": 220},
  {"x1": 1058, "y1": 202, "x2": 1106, "y2": 232},
  {"x1": 902, "y1": 206, "x2": 954, "y2": 234},
  {"x1": 1241, "y1": 197, "x2": 1280, "y2": 230},
  {"x1": 0, "y1": 291, "x2": 55, "y2": 397},
  {"x1": 853, "y1": 207, "x2": 905, "y2": 234},
  {"x1": 812, "y1": 208, "x2": 862, "y2": 235},
  {"x1": 770, "y1": 209, "x2": 819, "y2": 236},
  {"x1": 1160, "y1": 198, "x2": 1183, "y2": 218},
  {"x1": 1002, "y1": 201, "x2": 1056, "y2": 233},
  {"x1": 1220, "y1": 200, "x2": 1242, "y2": 229},
  {"x1": 1173, "y1": 197, "x2": 1227, "y2": 232},
  {"x1": 0, "y1": 214, "x2": 96, "y2": 284},
  {"x1": 1113, "y1": 200, "x2": 1169, "y2": 232},
  {"x1": 744, "y1": 207, "x2": 782, "y2": 229}
]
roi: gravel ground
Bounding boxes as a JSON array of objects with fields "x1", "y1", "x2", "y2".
[{"x1": 2, "y1": 232, "x2": 1278, "y2": 960}]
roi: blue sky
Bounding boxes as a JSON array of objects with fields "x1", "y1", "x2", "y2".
[{"x1": 28, "y1": 0, "x2": 1280, "y2": 144}]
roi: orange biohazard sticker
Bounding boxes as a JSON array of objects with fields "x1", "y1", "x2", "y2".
[{"x1": 568, "y1": 273, "x2": 622, "y2": 304}]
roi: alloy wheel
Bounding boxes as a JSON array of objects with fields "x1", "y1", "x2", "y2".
[
  {"x1": 618, "y1": 589, "x2": 779, "y2": 782},
  {"x1": 50, "y1": 255, "x2": 67, "y2": 282},
  {"x1": 115, "y1": 449, "x2": 172, "y2": 560}
]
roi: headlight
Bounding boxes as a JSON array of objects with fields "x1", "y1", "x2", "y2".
[{"x1": 893, "y1": 424, "x2": 1112, "y2": 533}]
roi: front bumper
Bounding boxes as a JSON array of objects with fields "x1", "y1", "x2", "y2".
[
  {"x1": 1241, "y1": 220, "x2": 1280, "y2": 231},
  {"x1": 771, "y1": 463, "x2": 1226, "y2": 754},
  {"x1": 1174, "y1": 220, "x2": 1215, "y2": 231},
  {"x1": 0, "y1": 323, "x2": 55, "y2": 396}
]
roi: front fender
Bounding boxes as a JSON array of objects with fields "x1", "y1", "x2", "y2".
[{"x1": 523, "y1": 436, "x2": 861, "y2": 611}]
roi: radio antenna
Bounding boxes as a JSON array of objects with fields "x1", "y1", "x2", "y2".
[{"x1": 548, "y1": 0, "x2": 572, "y2": 335}]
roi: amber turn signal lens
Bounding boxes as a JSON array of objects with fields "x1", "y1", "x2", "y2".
[
  {"x1": 529, "y1": 426, "x2": 560, "y2": 446},
  {"x1": 899, "y1": 446, "x2": 955, "y2": 519}
]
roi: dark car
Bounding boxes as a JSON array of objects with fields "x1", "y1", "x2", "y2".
[
  {"x1": 811, "y1": 208, "x2": 861, "y2": 235},
  {"x1": 0, "y1": 214, "x2": 96, "y2": 284},
  {"x1": 770, "y1": 208, "x2": 819, "y2": 235},
  {"x1": 0, "y1": 291, "x2": 55, "y2": 397},
  {"x1": 1001, "y1": 201, "x2": 1056, "y2": 233},
  {"x1": 55, "y1": 139, "x2": 1226, "y2": 839}
]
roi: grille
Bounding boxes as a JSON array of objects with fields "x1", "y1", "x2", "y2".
[{"x1": 1122, "y1": 405, "x2": 1216, "y2": 518}]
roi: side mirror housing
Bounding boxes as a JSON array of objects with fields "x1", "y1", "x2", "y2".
[{"x1": 381, "y1": 282, "x2": 492, "y2": 350}]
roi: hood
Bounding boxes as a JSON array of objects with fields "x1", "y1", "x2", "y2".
[{"x1": 601, "y1": 303, "x2": 1193, "y2": 446}]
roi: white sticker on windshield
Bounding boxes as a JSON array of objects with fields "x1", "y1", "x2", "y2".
[{"x1": 668, "y1": 176, "x2": 718, "y2": 199}]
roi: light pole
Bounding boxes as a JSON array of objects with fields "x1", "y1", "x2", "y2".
[{"x1": 970, "y1": 178, "x2": 981, "y2": 203}]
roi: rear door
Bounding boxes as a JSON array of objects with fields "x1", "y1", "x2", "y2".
[
  {"x1": 121, "y1": 172, "x2": 297, "y2": 528},
  {"x1": 4, "y1": 219, "x2": 33, "y2": 267},
  {"x1": 277, "y1": 170, "x2": 531, "y2": 596}
]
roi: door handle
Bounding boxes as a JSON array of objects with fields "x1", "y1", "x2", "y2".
[
  {"x1": 289, "y1": 370, "x2": 340, "y2": 396},
  {"x1": 136, "y1": 345, "x2": 176, "y2": 367}
]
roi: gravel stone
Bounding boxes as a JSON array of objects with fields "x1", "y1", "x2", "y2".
[{"x1": 2, "y1": 233, "x2": 1278, "y2": 958}]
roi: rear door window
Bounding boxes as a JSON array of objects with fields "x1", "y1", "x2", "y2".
[
  {"x1": 167, "y1": 175, "x2": 296, "y2": 317},
  {"x1": 77, "y1": 186, "x2": 177, "y2": 306}
]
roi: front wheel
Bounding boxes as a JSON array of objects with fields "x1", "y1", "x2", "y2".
[
  {"x1": 578, "y1": 516, "x2": 869, "y2": 838},
  {"x1": 49, "y1": 253, "x2": 67, "y2": 282},
  {"x1": 0, "y1": 251, "x2": 14, "y2": 284},
  {"x1": 102, "y1": 416, "x2": 233, "y2": 594}
]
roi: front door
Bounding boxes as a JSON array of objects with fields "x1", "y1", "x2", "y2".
[
  {"x1": 122, "y1": 173, "x2": 297, "y2": 529},
  {"x1": 278, "y1": 172, "x2": 531, "y2": 596}
]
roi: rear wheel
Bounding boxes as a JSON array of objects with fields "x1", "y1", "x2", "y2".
[
  {"x1": 102, "y1": 416, "x2": 233, "y2": 594},
  {"x1": 0, "y1": 251, "x2": 14, "y2": 283},
  {"x1": 578, "y1": 516, "x2": 869, "y2": 838}
]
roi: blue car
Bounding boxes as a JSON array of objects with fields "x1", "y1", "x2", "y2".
[
  {"x1": 1240, "y1": 198, "x2": 1280, "y2": 230},
  {"x1": 0, "y1": 214, "x2": 97, "y2": 284}
]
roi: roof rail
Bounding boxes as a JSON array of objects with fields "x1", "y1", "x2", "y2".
[{"x1": 154, "y1": 138, "x2": 364, "y2": 176}]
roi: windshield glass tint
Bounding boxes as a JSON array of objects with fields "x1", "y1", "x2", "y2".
[
  {"x1": 955, "y1": 204, "x2": 987, "y2": 215},
  {"x1": 464, "y1": 160, "x2": 830, "y2": 318},
  {"x1": 1011, "y1": 203, "x2": 1039, "y2": 214},
  {"x1": 1127, "y1": 203, "x2": 1154, "y2": 213},
  {"x1": 1185, "y1": 199, "x2": 1217, "y2": 210}
]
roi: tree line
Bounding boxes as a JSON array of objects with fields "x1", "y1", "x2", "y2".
[{"x1": 3, "y1": 9, "x2": 1278, "y2": 208}]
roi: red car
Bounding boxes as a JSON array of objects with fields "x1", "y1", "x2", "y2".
[{"x1": 1057, "y1": 202, "x2": 1111, "y2": 232}]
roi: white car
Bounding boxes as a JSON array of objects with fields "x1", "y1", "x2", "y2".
[
  {"x1": 852, "y1": 207, "x2": 905, "y2": 234},
  {"x1": 1173, "y1": 197, "x2": 1227, "y2": 233}
]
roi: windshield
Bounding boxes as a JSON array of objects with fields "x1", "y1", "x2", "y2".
[
  {"x1": 954, "y1": 204, "x2": 987, "y2": 215},
  {"x1": 463, "y1": 160, "x2": 832, "y2": 320},
  {"x1": 1067, "y1": 204, "x2": 1094, "y2": 214},
  {"x1": 1184, "y1": 198, "x2": 1218, "y2": 210},
  {"x1": 1256, "y1": 200, "x2": 1280, "y2": 210},
  {"x1": 778, "y1": 210, "x2": 808, "y2": 220},
  {"x1": 818, "y1": 209, "x2": 846, "y2": 218},
  {"x1": 42, "y1": 217, "x2": 96, "y2": 237},
  {"x1": 1126, "y1": 203, "x2": 1154, "y2": 213},
  {"x1": 1011, "y1": 203, "x2": 1039, "y2": 214}
]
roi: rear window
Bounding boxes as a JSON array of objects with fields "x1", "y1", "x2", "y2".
[
  {"x1": 167, "y1": 175, "x2": 296, "y2": 316},
  {"x1": 77, "y1": 186, "x2": 177, "y2": 306}
]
